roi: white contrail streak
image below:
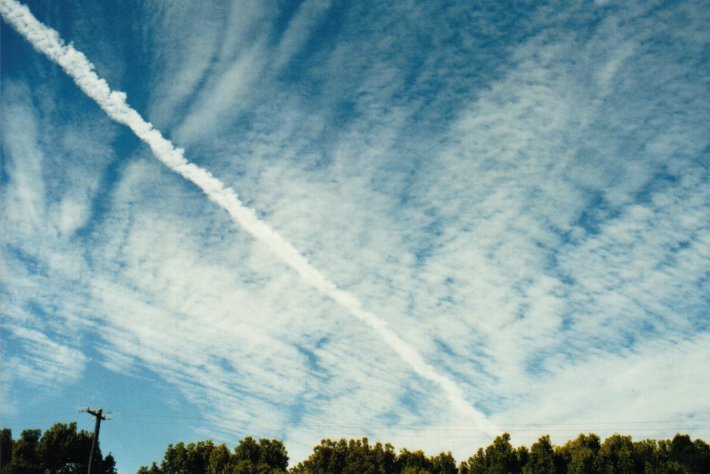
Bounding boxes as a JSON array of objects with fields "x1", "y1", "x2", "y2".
[{"x1": 1, "y1": 0, "x2": 495, "y2": 431}]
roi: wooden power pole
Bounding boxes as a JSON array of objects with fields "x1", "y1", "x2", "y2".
[{"x1": 83, "y1": 407, "x2": 108, "y2": 474}]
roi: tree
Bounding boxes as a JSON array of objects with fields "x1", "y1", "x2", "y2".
[
  {"x1": 207, "y1": 443, "x2": 231, "y2": 473},
  {"x1": 593, "y1": 434, "x2": 636, "y2": 473},
  {"x1": 255, "y1": 438, "x2": 289, "y2": 471},
  {"x1": 136, "y1": 462, "x2": 162, "y2": 474},
  {"x1": 373, "y1": 441, "x2": 397, "y2": 474},
  {"x1": 461, "y1": 434, "x2": 525, "y2": 474},
  {"x1": 633, "y1": 439, "x2": 683, "y2": 474},
  {"x1": 668, "y1": 434, "x2": 710, "y2": 474},
  {"x1": 555, "y1": 433, "x2": 600, "y2": 474},
  {"x1": 235, "y1": 437, "x2": 261, "y2": 466},
  {"x1": 428, "y1": 451, "x2": 457, "y2": 474},
  {"x1": 690, "y1": 437, "x2": 710, "y2": 474},
  {"x1": 233, "y1": 437, "x2": 289, "y2": 473},
  {"x1": 397, "y1": 448, "x2": 432, "y2": 473},
  {"x1": 139, "y1": 437, "x2": 288, "y2": 474},
  {"x1": 0, "y1": 424, "x2": 115, "y2": 474},
  {"x1": 291, "y1": 438, "x2": 378, "y2": 474},
  {"x1": 101, "y1": 454, "x2": 118, "y2": 474},
  {"x1": 0, "y1": 429, "x2": 13, "y2": 471},
  {"x1": 38, "y1": 422, "x2": 94, "y2": 472},
  {"x1": 291, "y1": 437, "x2": 457, "y2": 474},
  {"x1": 460, "y1": 447, "x2": 486, "y2": 474},
  {"x1": 482, "y1": 433, "x2": 520, "y2": 473},
  {"x1": 523, "y1": 435, "x2": 556, "y2": 474},
  {"x1": 149, "y1": 441, "x2": 219, "y2": 473},
  {"x1": 5, "y1": 429, "x2": 40, "y2": 474}
]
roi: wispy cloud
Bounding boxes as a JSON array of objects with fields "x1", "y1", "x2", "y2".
[
  {"x1": 2, "y1": 0, "x2": 708, "y2": 469},
  {"x1": 1, "y1": 0, "x2": 492, "y2": 435}
]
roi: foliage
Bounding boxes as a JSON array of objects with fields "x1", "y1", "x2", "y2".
[
  {"x1": 556, "y1": 433, "x2": 601, "y2": 474},
  {"x1": 461, "y1": 433, "x2": 523, "y2": 474},
  {"x1": 523, "y1": 435, "x2": 556, "y2": 474},
  {"x1": 0, "y1": 423, "x2": 116, "y2": 474},
  {"x1": 289, "y1": 438, "x2": 393, "y2": 474},
  {"x1": 122, "y1": 431, "x2": 710, "y2": 473},
  {"x1": 137, "y1": 436, "x2": 289, "y2": 474},
  {"x1": 4, "y1": 422, "x2": 708, "y2": 474},
  {"x1": 464, "y1": 432, "x2": 710, "y2": 474},
  {"x1": 290, "y1": 438, "x2": 458, "y2": 474}
]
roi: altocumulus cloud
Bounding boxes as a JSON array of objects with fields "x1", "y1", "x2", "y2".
[{"x1": 1, "y1": 0, "x2": 709, "y2": 471}]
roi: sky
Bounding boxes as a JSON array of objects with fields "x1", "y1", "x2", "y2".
[{"x1": 1, "y1": 0, "x2": 709, "y2": 472}]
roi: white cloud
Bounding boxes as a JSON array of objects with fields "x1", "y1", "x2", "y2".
[
  {"x1": 174, "y1": 41, "x2": 270, "y2": 143},
  {"x1": 2, "y1": 0, "x2": 708, "y2": 468},
  {"x1": 496, "y1": 333, "x2": 710, "y2": 447},
  {"x1": 3, "y1": 0, "x2": 489, "y2": 430},
  {"x1": 3, "y1": 325, "x2": 87, "y2": 388},
  {"x1": 2, "y1": 83, "x2": 47, "y2": 235},
  {"x1": 271, "y1": 0, "x2": 332, "y2": 72},
  {"x1": 143, "y1": 1, "x2": 225, "y2": 128}
]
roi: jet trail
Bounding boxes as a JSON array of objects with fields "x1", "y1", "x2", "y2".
[{"x1": 1, "y1": 0, "x2": 494, "y2": 431}]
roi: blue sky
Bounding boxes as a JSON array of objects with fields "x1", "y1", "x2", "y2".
[{"x1": 1, "y1": 0, "x2": 709, "y2": 471}]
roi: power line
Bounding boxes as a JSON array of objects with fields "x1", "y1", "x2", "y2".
[{"x1": 4, "y1": 409, "x2": 706, "y2": 435}]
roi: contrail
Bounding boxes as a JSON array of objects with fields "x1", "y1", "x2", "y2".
[{"x1": 1, "y1": 0, "x2": 494, "y2": 431}]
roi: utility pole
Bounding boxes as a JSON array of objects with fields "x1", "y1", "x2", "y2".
[{"x1": 83, "y1": 407, "x2": 108, "y2": 474}]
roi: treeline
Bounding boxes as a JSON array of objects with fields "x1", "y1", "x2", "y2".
[
  {"x1": 2, "y1": 424, "x2": 709, "y2": 473},
  {"x1": 458, "y1": 433, "x2": 709, "y2": 474},
  {"x1": 140, "y1": 432, "x2": 709, "y2": 474},
  {"x1": 0, "y1": 424, "x2": 116, "y2": 473}
]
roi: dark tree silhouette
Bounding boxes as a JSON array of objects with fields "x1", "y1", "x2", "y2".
[
  {"x1": 7, "y1": 422, "x2": 707, "y2": 474},
  {"x1": 0, "y1": 424, "x2": 116, "y2": 474}
]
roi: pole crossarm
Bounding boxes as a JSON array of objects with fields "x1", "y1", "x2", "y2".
[{"x1": 84, "y1": 408, "x2": 108, "y2": 420}]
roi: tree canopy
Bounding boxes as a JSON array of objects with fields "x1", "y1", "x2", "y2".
[
  {"x1": 0, "y1": 423, "x2": 116, "y2": 474},
  {"x1": 137, "y1": 436, "x2": 289, "y2": 474},
  {"x1": 3, "y1": 423, "x2": 709, "y2": 474},
  {"x1": 289, "y1": 437, "x2": 457, "y2": 474}
]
